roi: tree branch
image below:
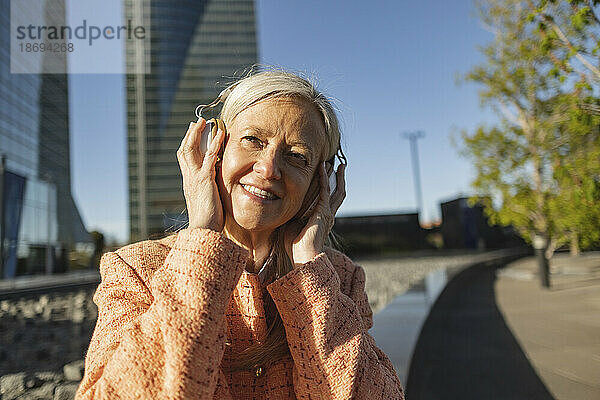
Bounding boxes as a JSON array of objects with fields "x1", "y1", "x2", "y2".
[
  {"x1": 578, "y1": 102, "x2": 600, "y2": 114},
  {"x1": 584, "y1": 0, "x2": 600, "y2": 26},
  {"x1": 498, "y1": 101, "x2": 520, "y2": 125},
  {"x1": 540, "y1": 12, "x2": 600, "y2": 81}
]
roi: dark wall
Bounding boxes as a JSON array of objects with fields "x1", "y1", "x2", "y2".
[
  {"x1": 441, "y1": 197, "x2": 525, "y2": 250},
  {"x1": 334, "y1": 213, "x2": 428, "y2": 257}
]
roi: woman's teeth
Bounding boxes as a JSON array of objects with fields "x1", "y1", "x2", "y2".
[{"x1": 242, "y1": 184, "x2": 277, "y2": 200}]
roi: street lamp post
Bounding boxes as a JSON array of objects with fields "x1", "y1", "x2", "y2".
[{"x1": 403, "y1": 131, "x2": 425, "y2": 224}]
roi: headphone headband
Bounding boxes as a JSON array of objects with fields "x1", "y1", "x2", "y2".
[{"x1": 194, "y1": 82, "x2": 240, "y2": 119}]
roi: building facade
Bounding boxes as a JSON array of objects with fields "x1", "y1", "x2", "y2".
[
  {"x1": 334, "y1": 213, "x2": 427, "y2": 256},
  {"x1": 126, "y1": 0, "x2": 258, "y2": 242},
  {"x1": 440, "y1": 197, "x2": 524, "y2": 250},
  {"x1": 0, "y1": 0, "x2": 91, "y2": 278}
]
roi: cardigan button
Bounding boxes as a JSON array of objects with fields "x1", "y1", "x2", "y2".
[{"x1": 254, "y1": 366, "x2": 263, "y2": 377}]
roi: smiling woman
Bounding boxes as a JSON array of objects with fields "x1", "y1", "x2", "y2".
[
  {"x1": 220, "y1": 96, "x2": 324, "y2": 237},
  {"x1": 75, "y1": 69, "x2": 405, "y2": 400}
]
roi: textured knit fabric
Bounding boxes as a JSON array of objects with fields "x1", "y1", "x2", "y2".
[{"x1": 75, "y1": 228, "x2": 405, "y2": 399}]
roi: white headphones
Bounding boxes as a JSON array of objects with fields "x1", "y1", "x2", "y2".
[{"x1": 194, "y1": 85, "x2": 237, "y2": 120}]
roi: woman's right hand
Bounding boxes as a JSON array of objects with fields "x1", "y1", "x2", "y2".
[{"x1": 177, "y1": 119, "x2": 226, "y2": 232}]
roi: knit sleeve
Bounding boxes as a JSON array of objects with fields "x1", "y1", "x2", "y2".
[
  {"x1": 75, "y1": 228, "x2": 248, "y2": 400},
  {"x1": 266, "y1": 252, "x2": 405, "y2": 400}
]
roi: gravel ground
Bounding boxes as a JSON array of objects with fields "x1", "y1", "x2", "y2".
[{"x1": 358, "y1": 250, "x2": 515, "y2": 314}]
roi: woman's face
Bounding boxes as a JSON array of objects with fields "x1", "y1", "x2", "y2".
[{"x1": 217, "y1": 96, "x2": 327, "y2": 233}]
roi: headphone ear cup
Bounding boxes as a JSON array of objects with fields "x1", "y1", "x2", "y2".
[
  {"x1": 325, "y1": 160, "x2": 334, "y2": 177},
  {"x1": 326, "y1": 160, "x2": 337, "y2": 194},
  {"x1": 215, "y1": 118, "x2": 226, "y2": 135},
  {"x1": 212, "y1": 118, "x2": 226, "y2": 162}
]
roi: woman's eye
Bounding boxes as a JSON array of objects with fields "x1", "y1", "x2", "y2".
[
  {"x1": 289, "y1": 152, "x2": 307, "y2": 162},
  {"x1": 242, "y1": 136, "x2": 262, "y2": 146}
]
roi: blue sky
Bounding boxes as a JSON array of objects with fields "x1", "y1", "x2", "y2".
[{"x1": 68, "y1": 0, "x2": 497, "y2": 245}]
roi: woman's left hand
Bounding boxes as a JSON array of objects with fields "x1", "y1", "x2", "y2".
[{"x1": 285, "y1": 161, "x2": 346, "y2": 266}]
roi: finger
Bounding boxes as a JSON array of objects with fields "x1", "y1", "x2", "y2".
[
  {"x1": 200, "y1": 128, "x2": 225, "y2": 177},
  {"x1": 330, "y1": 163, "x2": 346, "y2": 206},
  {"x1": 177, "y1": 122, "x2": 196, "y2": 177},
  {"x1": 189, "y1": 117, "x2": 207, "y2": 152},
  {"x1": 307, "y1": 162, "x2": 332, "y2": 231},
  {"x1": 181, "y1": 118, "x2": 206, "y2": 149},
  {"x1": 177, "y1": 122, "x2": 194, "y2": 159},
  {"x1": 330, "y1": 164, "x2": 346, "y2": 214},
  {"x1": 178, "y1": 119, "x2": 206, "y2": 169},
  {"x1": 319, "y1": 162, "x2": 331, "y2": 210}
]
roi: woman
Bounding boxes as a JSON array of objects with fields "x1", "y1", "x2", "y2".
[{"x1": 75, "y1": 70, "x2": 404, "y2": 399}]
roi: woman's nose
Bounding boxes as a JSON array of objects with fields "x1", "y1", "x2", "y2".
[{"x1": 253, "y1": 150, "x2": 282, "y2": 180}]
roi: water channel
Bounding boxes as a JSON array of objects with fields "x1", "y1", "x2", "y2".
[{"x1": 370, "y1": 267, "x2": 448, "y2": 386}]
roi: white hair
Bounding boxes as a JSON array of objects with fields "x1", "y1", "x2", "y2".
[{"x1": 219, "y1": 69, "x2": 342, "y2": 161}]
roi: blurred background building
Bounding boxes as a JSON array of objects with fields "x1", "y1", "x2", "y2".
[
  {"x1": 440, "y1": 197, "x2": 524, "y2": 250},
  {"x1": 334, "y1": 198, "x2": 525, "y2": 258},
  {"x1": 0, "y1": 0, "x2": 92, "y2": 279},
  {"x1": 126, "y1": 0, "x2": 258, "y2": 242},
  {"x1": 334, "y1": 213, "x2": 426, "y2": 256}
]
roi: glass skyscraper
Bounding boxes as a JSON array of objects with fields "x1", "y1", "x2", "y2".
[
  {"x1": 126, "y1": 0, "x2": 258, "y2": 242},
  {"x1": 0, "y1": 0, "x2": 92, "y2": 278}
]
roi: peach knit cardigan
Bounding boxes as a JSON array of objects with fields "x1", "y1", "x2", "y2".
[{"x1": 75, "y1": 228, "x2": 405, "y2": 399}]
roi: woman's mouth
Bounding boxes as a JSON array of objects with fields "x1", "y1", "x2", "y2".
[{"x1": 240, "y1": 184, "x2": 280, "y2": 201}]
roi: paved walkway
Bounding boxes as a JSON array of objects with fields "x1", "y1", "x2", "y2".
[
  {"x1": 495, "y1": 253, "x2": 600, "y2": 400},
  {"x1": 405, "y1": 251, "x2": 600, "y2": 400},
  {"x1": 369, "y1": 250, "x2": 523, "y2": 392}
]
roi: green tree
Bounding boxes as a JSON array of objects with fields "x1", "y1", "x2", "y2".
[
  {"x1": 460, "y1": 0, "x2": 600, "y2": 286},
  {"x1": 525, "y1": 0, "x2": 600, "y2": 254},
  {"x1": 526, "y1": 0, "x2": 600, "y2": 90},
  {"x1": 461, "y1": 0, "x2": 561, "y2": 248},
  {"x1": 548, "y1": 95, "x2": 600, "y2": 255}
]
